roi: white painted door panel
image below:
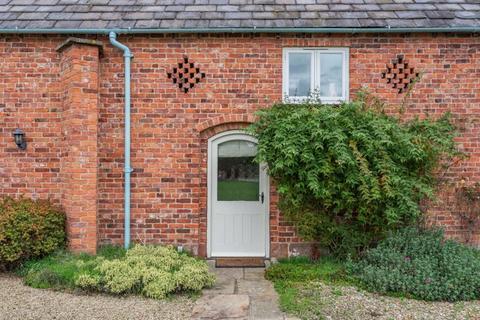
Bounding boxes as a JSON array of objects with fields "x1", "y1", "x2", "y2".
[{"x1": 208, "y1": 132, "x2": 268, "y2": 257}]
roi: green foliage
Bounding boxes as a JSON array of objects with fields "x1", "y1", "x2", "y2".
[
  {"x1": 266, "y1": 257, "x2": 352, "y2": 318},
  {"x1": 0, "y1": 197, "x2": 65, "y2": 269},
  {"x1": 96, "y1": 244, "x2": 127, "y2": 259},
  {"x1": 75, "y1": 273, "x2": 101, "y2": 290},
  {"x1": 19, "y1": 246, "x2": 123, "y2": 290},
  {"x1": 455, "y1": 182, "x2": 480, "y2": 244},
  {"x1": 266, "y1": 256, "x2": 349, "y2": 284},
  {"x1": 347, "y1": 227, "x2": 480, "y2": 301},
  {"x1": 249, "y1": 99, "x2": 458, "y2": 257},
  {"x1": 75, "y1": 245, "x2": 215, "y2": 299},
  {"x1": 19, "y1": 245, "x2": 215, "y2": 299}
]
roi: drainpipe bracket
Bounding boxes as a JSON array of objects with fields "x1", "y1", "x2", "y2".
[{"x1": 124, "y1": 167, "x2": 134, "y2": 173}]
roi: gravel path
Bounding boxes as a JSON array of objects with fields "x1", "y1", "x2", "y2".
[
  {"x1": 0, "y1": 274, "x2": 194, "y2": 320},
  {"x1": 3, "y1": 271, "x2": 479, "y2": 320},
  {"x1": 296, "y1": 281, "x2": 480, "y2": 320}
]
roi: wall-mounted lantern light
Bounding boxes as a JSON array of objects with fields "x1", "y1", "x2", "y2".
[{"x1": 12, "y1": 128, "x2": 26, "y2": 150}]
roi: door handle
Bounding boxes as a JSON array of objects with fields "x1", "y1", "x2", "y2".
[{"x1": 260, "y1": 192, "x2": 264, "y2": 204}]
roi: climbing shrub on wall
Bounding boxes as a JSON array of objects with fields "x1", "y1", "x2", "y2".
[{"x1": 249, "y1": 96, "x2": 459, "y2": 257}]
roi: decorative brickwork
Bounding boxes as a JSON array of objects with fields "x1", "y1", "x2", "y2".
[
  {"x1": 167, "y1": 56, "x2": 206, "y2": 93},
  {"x1": 196, "y1": 114, "x2": 258, "y2": 133},
  {"x1": 1, "y1": 33, "x2": 479, "y2": 257},
  {"x1": 381, "y1": 54, "x2": 420, "y2": 94}
]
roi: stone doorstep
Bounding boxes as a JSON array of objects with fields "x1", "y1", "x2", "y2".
[
  {"x1": 199, "y1": 267, "x2": 292, "y2": 320},
  {"x1": 191, "y1": 292, "x2": 298, "y2": 320},
  {"x1": 191, "y1": 294, "x2": 250, "y2": 320},
  {"x1": 215, "y1": 257, "x2": 266, "y2": 268},
  {"x1": 206, "y1": 259, "x2": 272, "y2": 269}
]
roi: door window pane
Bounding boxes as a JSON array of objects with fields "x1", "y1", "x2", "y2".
[
  {"x1": 217, "y1": 140, "x2": 259, "y2": 201},
  {"x1": 319, "y1": 53, "x2": 343, "y2": 97},
  {"x1": 288, "y1": 52, "x2": 311, "y2": 97}
]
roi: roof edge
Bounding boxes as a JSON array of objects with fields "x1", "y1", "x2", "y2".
[{"x1": 0, "y1": 27, "x2": 479, "y2": 35}]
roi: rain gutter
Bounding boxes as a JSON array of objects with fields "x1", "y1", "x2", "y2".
[{"x1": 0, "y1": 27, "x2": 479, "y2": 34}]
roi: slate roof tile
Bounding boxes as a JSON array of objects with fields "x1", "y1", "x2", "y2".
[
  {"x1": 0, "y1": 0, "x2": 478, "y2": 31},
  {"x1": 396, "y1": 11, "x2": 427, "y2": 19},
  {"x1": 154, "y1": 12, "x2": 177, "y2": 19},
  {"x1": 165, "y1": 6, "x2": 186, "y2": 12},
  {"x1": 202, "y1": 11, "x2": 225, "y2": 19},
  {"x1": 177, "y1": 11, "x2": 202, "y2": 19},
  {"x1": 216, "y1": 5, "x2": 240, "y2": 11},
  {"x1": 79, "y1": 19, "x2": 109, "y2": 28},
  {"x1": 425, "y1": 11, "x2": 456, "y2": 19},
  {"x1": 36, "y1": 6, "x2": 66, "y2": 12},
  {"x1": 134, "y1": 19, "x2": 160, "y2": 28}
]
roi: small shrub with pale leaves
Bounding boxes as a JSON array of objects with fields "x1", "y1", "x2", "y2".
[
  {"x1": 74, "y1": 245, "x2": 215, "y2": 299},
  {"x1": 175, "y1": 259, "x2": 215, "y2": 291},
  {"x1": 142, "y1": 269, "x2": 176, "y2": 299},
  {"x1": 75, "y1": 273, "x2": 100, "y2": 290}
]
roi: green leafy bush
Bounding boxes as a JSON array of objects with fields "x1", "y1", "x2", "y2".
[
  {"x1": 265, "y1": 256, "x2": 353, "y2": 317},
  {"x1": 249, "y1": 99, "x2": 458, "y2": 257},
  {"x1": 19, "y1": 246, "x2": 124, "y2": 289},
  {"x1": 0, "y1": 197, "x2": 65, "y2": 268},
  {"x1": 20, "y1": 245, "x2": 214, "y2": 299},
  {"x1": 266, "y1": 256, "x2": 348, "y2": 284},
  {"x1": 75, "y1": 245, "x2": 215, "y2": 299},
  {"x1": 347, "y1": 227, "x2": 480, "y2": 301}
]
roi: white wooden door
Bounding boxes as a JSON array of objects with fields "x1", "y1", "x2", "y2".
[{"x1": 208, "y1": 131, "x2": 268, "y2": 257}]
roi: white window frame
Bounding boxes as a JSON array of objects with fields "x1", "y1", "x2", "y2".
[{"x1": 282, "y1": 47, "x2": 349, "y2": 104}]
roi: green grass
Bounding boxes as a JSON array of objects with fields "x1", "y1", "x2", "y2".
[
  {"x1": 266, "y1": 256, "x2": 419, "y2": 319},
  {"x1": 217, "y1": 180, "x2": 259, "y2": 201},
  {"x1": 265, "y1": 256, "x2": 355, "y2": 319},
  {"x1": 16, "y1": 245, "x2": 126, "y2": 290}
]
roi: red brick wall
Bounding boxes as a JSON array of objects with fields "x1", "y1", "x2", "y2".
[
  {"x1": 0, "y1": 35, "x2": 62, "y2": 202},
  {"x1": 59, "y1": 42, "x2": 100, "y2": 254},
  {"x1": 0, "y1": 36, "x2": 101, "y2": 253},
  {"x1": 1, "y1": 33, "x2": 479, "y2": 256}
]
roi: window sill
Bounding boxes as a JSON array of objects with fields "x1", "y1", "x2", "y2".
[{"x1": 282, "y1": 97, "x2": 347, "y2": 105}]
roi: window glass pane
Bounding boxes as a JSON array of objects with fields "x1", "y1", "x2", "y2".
[
  {"x1": 288, "y1": 52, "x2": 311, "y2": 97},
  {"x1": 319, "y1": 53, "x2": 343, "y2": 97},
  {"x1": 217, "y1": 140, "x2": 259, "y2": 201}
]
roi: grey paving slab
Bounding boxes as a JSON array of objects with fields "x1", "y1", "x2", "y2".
[
  {"x1": 237, "y1": 279, "x2": 278, "y2": 298},
  {"x1": 192, "y1": 294, "x2": 250, "y2": 320},
  {"x1": 250, "y1": 298, "x2": 287, "y2": 320},
  {"x1": 243, "y1": 268, "x2": 266, "y2": 281},
  {"x1": 198, "y1": 266, "x2": 287, "y2": 320}
]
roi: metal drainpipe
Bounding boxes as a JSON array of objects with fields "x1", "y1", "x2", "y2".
[{"x1": 109, "y1": 31, "x2": 133, "y2": 249}]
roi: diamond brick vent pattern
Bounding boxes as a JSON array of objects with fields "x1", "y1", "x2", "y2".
[
  {"x1": 167, "y1": 56, "x2": 206, "y2": 93},
  {"x1": 381, "y1": 54, "x2": 420, "y2": 94}
]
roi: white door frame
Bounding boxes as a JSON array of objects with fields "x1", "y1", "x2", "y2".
[{"x1": 207, "y1": 130, "x2": 270, "y2": 258}]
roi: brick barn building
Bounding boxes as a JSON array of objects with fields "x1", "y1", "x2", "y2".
[{"x1": 1, "y1": 1, "x2": 479, "y2": 258}]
